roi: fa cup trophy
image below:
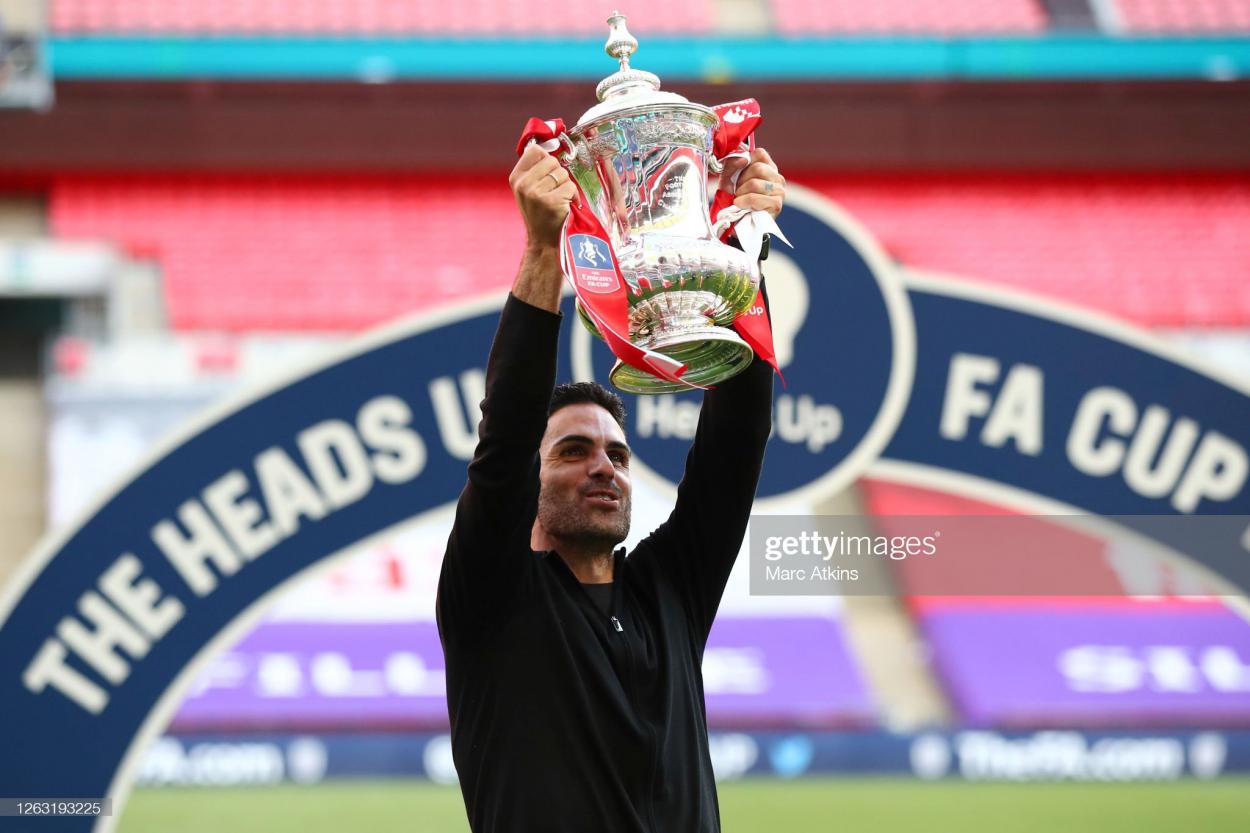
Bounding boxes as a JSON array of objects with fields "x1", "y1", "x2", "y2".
[{"x1": 519, "y1": 12, "x2": 786, "y2": 393}]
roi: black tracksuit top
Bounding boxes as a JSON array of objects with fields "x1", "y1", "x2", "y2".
[{"x1": 438, "y1": 293, "x2": 773, "y2": 833}]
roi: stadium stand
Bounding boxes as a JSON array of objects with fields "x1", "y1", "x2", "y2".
[
  {"x1": 769, "y1": 0, "x2": 1048, "y2": 35},
  {"x1": 48, "y1": 175, "x2": 526, "y2": 330},
  {"x1": 920, "y1": 598, "x2": 1250, "y2": 727},
  {"x1": 167, "y1": 614, "x2": 877, "y2": 732},
  {"x1": 77, "y1": 0, "x2": 1250, "y2": 38},
  {"x1": 48, "y1": 173, "x2": 1250, "y2": 331},
  {"x1": 50, "y1": 0, "x2": 714, "y2": 35},
  {"x1": 1114, "y1": 0, "x2": 1250, "y2": 33},
  {"x1": 861, "y1": 480, "x2": 1250, "y2": 728}
]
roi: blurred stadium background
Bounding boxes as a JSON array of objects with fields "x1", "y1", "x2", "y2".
[{"x1": 2, "y1": 0, "x2": 1250, "y2": 831}]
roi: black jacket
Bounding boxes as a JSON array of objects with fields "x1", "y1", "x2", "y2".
[{"x1": 438, "y1": 294, "x2": 773, "y2": 832}]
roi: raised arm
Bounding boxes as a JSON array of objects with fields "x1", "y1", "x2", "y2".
[
  {"x1": 508, "y1": 144, "x2": 577, "y2": 313},
  {"x1": 635, "y1": 327, "x2": 774, "y2": 643},
  {"x1": 437, "y1": 146, "x2": 576, "y2": 645}
]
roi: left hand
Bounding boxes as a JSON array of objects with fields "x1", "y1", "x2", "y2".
[{"x1": 720, "y1": 147, "x2": 785, "y2": 220}]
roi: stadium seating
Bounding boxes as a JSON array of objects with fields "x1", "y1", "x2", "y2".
[
  {"x1": 50, "y1": 0, "x2": 714, "y2": 35},
  {"x1": 49, "y1": 175, "x2": 525, "y2": 330},
  {"x1": 920, "y1": 597, "x2": 1250, "y2": 727},
  {"x1": 1115, "y1": 0, "x2": 1250, "y2": 34},
  {"x1": 170, "y1": 615, "x2": 876, "y2": 731},
  {"x1": 49, "y1": 174, "x2": 1250, "y2": 331},
  {"x1": 861, "y1": 480, "x2": 1250, "y2": 728},
  {"x1": 769, "y1": 0, "x2": 1047, "y2": 36},
  {"x1": 45, "y1": 1, "x2": 1250, "y2": 41},
  {"x1": 802, "y1": 173, "x2": 1250, "y2": 329}
]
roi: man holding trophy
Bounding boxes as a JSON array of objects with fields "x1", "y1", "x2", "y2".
[{"x1": 438, "y1": 13, "x2": 786, "y2": 832}]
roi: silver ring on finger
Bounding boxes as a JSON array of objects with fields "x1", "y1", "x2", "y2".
[{"x1": 546, "y1": 171, "x2": 562, "y2": 187}]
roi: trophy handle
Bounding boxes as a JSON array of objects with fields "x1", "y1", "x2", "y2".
[{"x1": 557, "y1": 133, "x2": 577, "y2": 166}]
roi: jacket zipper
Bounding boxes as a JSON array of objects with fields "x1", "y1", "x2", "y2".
[{"x1": 608, "y1": 552, "x2": 623, "y2": 633}]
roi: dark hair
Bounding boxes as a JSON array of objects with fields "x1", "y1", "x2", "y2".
[{"x1": 548, "y1": 382, "x2": 627, "y2": 431}]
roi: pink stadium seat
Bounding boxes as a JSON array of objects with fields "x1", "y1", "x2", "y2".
[
  {"x1": 860, "y1": 479, "x2": 1233, "y2": 607},
  {"x1": 49, "y1": 173, "x2": 1250, "y2": 331},
  {"x1": 1115, "y1": 0, "x2": 1250, "y2": 33},
  {"x1": 49, "y1": 175, "x2": 526, "y2": 330},
  {"x1": 802, "y1": 172, "x2": 1250, "y2": 329},
  {"x1": 51, "y1": 0, "x2": 713, "y2": 35},
  {"x1": 769, "y1": 0, "x2": 1047, "y2": 36}
]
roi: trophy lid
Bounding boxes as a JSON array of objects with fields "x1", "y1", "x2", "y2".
[{"x1": 575, "y1": 11, "x2": 694, "y2": 127}]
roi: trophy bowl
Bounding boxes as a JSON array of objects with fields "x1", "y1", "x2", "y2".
[{"x1": 563, "y1": 13, "x2": 762, "y2": 394}]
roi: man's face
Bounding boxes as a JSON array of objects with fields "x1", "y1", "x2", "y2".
[{"x1": 537, "y1": 403, "x2": 632, "y2": 550}]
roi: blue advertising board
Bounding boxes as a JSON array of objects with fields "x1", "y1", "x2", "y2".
[{"x1": 135, "y1": 728, "x2": 1250, "y2": 784}]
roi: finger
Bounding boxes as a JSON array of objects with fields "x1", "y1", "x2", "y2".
[
  {"x1": 735, "y1": 177, "x2": 785, "y2": 198},
  {"x1": 751, "y1": 146, "x2": 775, "y2": 167},
  {"x1": 720, "y1": 155, "x2": 750, "y2": 176},
  {"x1": 533, "y1": 164, "x2": 570, "y2": 194},
  {"x1": 537, "y1": 184, "x2": 576, "y2": 226},
  {"x1": 511, "y1": 144, "x2": 552, "y2": 182},
  {"x1": 518, "y1": 156, "x2": 565, "y2": 193},
  {"x1": 718, "y1": 155, "x2": 750, "y2": 185},
  {"x1": 547, "y1": 181, "x2": 578, "y2": 205},
  {"x1": 541, "y1": 178, "x2": 576, "y2": 202},
  {"x1": 736, "y1": 162, "x2": 784, "y2": 190},
  {"x1": 734, "y1": 193, "x2": 782, "y2": 213}
]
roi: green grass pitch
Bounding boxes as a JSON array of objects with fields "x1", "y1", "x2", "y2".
[{"x1": 117, "y1": 777, "x2": 1250, "y2": 833}]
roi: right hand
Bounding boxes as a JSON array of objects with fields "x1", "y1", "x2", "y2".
[
  {"x1": 510, "y1": 144, "x2": 577, "y2": 252},
  {"x1": 717, "y1": 147, "x2": 785, "y2": 220}
]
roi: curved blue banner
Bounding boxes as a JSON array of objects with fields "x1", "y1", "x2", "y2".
[{"x1": 879, "y1": 280, "x2": 1250, "y2": 588}]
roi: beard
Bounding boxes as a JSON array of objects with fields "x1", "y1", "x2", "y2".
[{"x1": 537, "y1": 485, "x2": 631, "y2": 550}]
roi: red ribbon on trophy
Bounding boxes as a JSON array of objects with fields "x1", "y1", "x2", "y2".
[
  {"x1": 709, "y1": 99, "x2": 785, "y2": 381},
  {"x1": 517, "y1": 103, "x2": 785, "y2": 387},
  {"x1": 710, "y1": 98, "x2": 761, "y2": 230}
]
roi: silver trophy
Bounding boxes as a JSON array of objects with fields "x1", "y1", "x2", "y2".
[{"x1": 563, "y1": 12, "x2": 762, "y2": 394}]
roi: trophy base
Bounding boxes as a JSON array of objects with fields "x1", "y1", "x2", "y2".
[{"x1": 608, "y1": 325, "x2": 755, "y2": 394}]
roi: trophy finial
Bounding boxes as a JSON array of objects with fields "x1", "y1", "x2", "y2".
[
  {"x1": 604, "y1": 11, "x2": 638, "y2": 70},
  {"x1": 595, "y1": 11, "x2": 661, "y2": 103}
]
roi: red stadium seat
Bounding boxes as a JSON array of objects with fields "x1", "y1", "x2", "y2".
[
  {"x1": 49, "y1": 173, "x2": 1250, "y2": 331},
  {"x1": 49, "y1": 175, "x2": 526, "y2": 330},
  {"x1": 1114, "y1": 0, "x2": 1250, "y2": 34},
  {"x1": 769, "y1": 0, "x2": 1047, "y2": 36},
  {"x1": 51, "y1": 0, "x2": 713, "y2": 35},
  {"x1": 800, "y1": 173, "x2": 1250, "y2": 330},
  {"x1": 855, "y1": 480, "x2": 1250, "y2": 729}
]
